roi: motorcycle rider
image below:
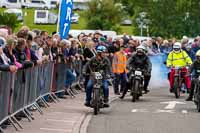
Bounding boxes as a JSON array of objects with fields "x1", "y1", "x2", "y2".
[
  {"x1": 166, "y1": 42, "x2": 192, "y2": 93},
  {"x1": 83, "y1": 45, "x2": 111, "y2": 107},
  {"x1": 186, "y1": 50, "x2": 200, "y2": 101},
  {"x1": 120, "y1": 45, "x2": 152, "y2": 99}
]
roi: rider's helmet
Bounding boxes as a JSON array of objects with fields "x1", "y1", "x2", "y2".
[
  {"x1": 196, "y1": 50, "x2": 200, "y2": 59},
  {"x1": 136, "y1": 45, "x2": 146, "y2": 55},
  {"x1": 96, "y1": 45, "x2": 107, "y2": 53},
  {"x1": 140, "y1": 42, "x2": 148, "y2": 53},
  {"x1": 173, "y1": 42, "x2": 182, "y2": 53}
]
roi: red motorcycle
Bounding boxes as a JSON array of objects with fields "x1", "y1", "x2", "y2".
[{"x1": 170, "y1": 66, "x2": 190, "y2": 98}]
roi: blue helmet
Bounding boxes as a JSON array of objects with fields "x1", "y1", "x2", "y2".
[{"x1": 96, "y1": 45, "x2": 107, "y2": 53}]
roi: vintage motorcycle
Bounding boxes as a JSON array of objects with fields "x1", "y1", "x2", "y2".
[
  {"x1": 129, "y1": 68, "x2": 145, "y2": 102},
  {"x1": 171, "y1": 67, "x2": 189, "y2": 98}
]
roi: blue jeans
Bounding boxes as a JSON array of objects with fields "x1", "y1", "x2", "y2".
[
  {"x1": 86, "y1": 79, "x2": 109, "y2": 102},
  {"x1": 65, "y1": 69, "x2": 76, "y2": 88},
  {"x1": 113, "y1": 73, "x2": 127, "y2": 93}
]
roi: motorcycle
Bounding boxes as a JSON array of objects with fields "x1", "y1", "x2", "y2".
[
  {"x1": 171, "y1": 66, "x2": 189, "y2": 98},
  {"x1": 194, "y1": 76, "x2": 200, "y2": 112},
  {"x1": 90, "y1": 72, "x2": 105, "y2": 115},
  {"x1": 129, "y1": 68, "x2": 145, "y2": 102}
]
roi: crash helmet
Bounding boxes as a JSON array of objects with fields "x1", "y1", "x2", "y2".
[
  {"x1": 96, "y1": 45, "x2": 107, "y2": 53},
  {"x1": 173, "y1": 42, "x2": 182, "y2": 53},
  {"x1": 136, "y1": 45, "x2": 146, "y2": 55}
]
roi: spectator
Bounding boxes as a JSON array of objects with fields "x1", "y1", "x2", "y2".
[
  {"x1": 0, "y1": 44, "x2": 17, "y2": 72},
  {"x1": 3, "y1": 36, "x2": 22, "y2": 69},
  {"x1": 25, "y1": 33, "x2": 41, "y2": 65},
  {"x1": 14, "y1": 38, "x2": 33, "y2": 69}
]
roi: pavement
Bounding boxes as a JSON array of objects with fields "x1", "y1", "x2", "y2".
[
  {"x1": 4, "y1": 86, "x2": 117, "y2": 133},
  {"x1": 87, "y1": 88, "x2": 200, "y2": 133}
]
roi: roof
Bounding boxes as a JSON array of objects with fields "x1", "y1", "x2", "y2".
[{"x1": 73, "y1": 0, "x2": 90, "y2": 3}]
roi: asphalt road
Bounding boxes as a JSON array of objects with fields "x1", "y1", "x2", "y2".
[{"x1": 87, "y1": 88, "x2": 200, "y2": 133}]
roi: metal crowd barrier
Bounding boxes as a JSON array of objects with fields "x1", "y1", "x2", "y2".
[
  {"x1": 0, "y1": 72, "x2": 12, "y2": 132},
  {"x1": 0, "y1": 60, "x2": 84, "y2": 132},
  {"x1": 71, "y1": 59, "x2": 84, "y2": 92}
]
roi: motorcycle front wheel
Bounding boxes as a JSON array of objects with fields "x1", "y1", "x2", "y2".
[
  {"x1": 132, "y1": 80, "x2": 139, "y2": 102},
  {"x1": 93, "y1": 88, "x2": 99, "y2": 115},
  {"x1": 174, "y1": 77, "x2": 180, "y2": 98}
]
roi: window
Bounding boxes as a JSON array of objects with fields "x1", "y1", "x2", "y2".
[
  {"x1": 32, "y1": 0, "x2": 40, "y2": 4},
  {"x1": 37, "y1": 12, "x2": 46, "y2": 18},
  {"x1": 8, "y1": 0, "x2": 17, "y2": 3},
  {"x1": 51, "y1": 1, "x2": 56, "y2": 5}
]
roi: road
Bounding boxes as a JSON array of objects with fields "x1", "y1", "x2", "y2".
[{"x1": 87, "y1": 88, "x2": 200, "y2": 133}]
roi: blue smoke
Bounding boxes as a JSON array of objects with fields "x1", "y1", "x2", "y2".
[{"x1": 149, "y1": 54, "x2": 169, "y2": 88}]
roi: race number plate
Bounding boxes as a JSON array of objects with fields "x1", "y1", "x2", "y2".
[{"x1": 135, "y1": 71, "x2": 142, "y2": 76}]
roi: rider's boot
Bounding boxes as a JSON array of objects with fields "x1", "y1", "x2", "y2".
[
  {"x1": 144, "y1": 87, "x2": 150, "y2": 94},
  {"x1": 84, "y1": 101, "x2": 91, "y2": 107},
  {"x1": 119, "y1": 93, "x2": 125, "y2": 99},
  {"x1": 186, "y1": 88, "x2": 194, "y2": 101},
  {"x1": 104, "y1": 97, "x2": 110, "y2": 108}
]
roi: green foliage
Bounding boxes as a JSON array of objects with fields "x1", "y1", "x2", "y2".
[
  {"x1": 85, "y1": 0, "x2": 124, "y2": 33},
  {"x1": 0, "y1": 12, "x2": 20, "y2": 32},
  {"x1": 118, "y1": 0, "x2": 200, "y2": 38}
]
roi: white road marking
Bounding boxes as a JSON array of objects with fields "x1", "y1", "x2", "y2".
[
  {"x1": 46, "y1": 119, "x2": 75, "y2": 124},
  {"x1": 40, "y1": 128, "x2": 72, "y2": 132},
  {"x1": 131, "y1": 109, "x2": 148, "y2": 113},
  {"x1": 160, "y1": 101, "x2": 186, "y2": 109},
  {"x1": 182, "y1": 110, "x2": 188, "y2": 114},
  {"x1": 154, "y1": 109, "x2": 175, "y2": 113}
]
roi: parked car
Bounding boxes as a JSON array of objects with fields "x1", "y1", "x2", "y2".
[
  {"x1": 0, "y1": 0, "x2": 22, "y2": 8},
  {"x1": 34, "y1": 10, "x2": 57, "y2": 24},
  {"x1": 4, "y1": 9, "x2": 24, "y2": 22},
  {"x1": 47, "y1": 0, "x2": 58, "y2": 9},
  {"x1": 121, "y1": 19, "x2": 132, "y2": 25},
  {"x1": 71, "y1": 13, "x2": 80, "y2": 24},
  {"x1": 22, "y1": 0, "x2": 51, "y2": 9}
]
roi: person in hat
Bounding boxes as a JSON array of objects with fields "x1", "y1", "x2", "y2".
[{"x1": 112, "y1": 45, "x2": 128, "y2": 95}]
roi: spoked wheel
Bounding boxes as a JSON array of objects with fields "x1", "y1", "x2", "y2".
[
  {"x1": 136, "y1": 94, "x2": 140, "y2": 100},
  {"x1": 93, "y1": 89, "x2": 99, "y2": 115},
  {"x1": 197, "y1": 87, "x2": 200, "y2": 112},
  {"x1": 174, "y1": 77, "x2": 180, "y2": 98},
  {"x1": 132, "y1": 93, "x2": 136, "y2": 102},
  {"x1": 197, "y1": 100, "x2": 200, "y2": 112},
  {"x1": 132, "y1": 80, "x2": 139, "y2": 102}
]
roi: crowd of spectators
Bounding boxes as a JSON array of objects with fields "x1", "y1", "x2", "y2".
[{"x1": 1, "y1": 26, "x2": 200, "y2": 83}]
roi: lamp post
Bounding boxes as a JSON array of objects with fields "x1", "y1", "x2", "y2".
[{"x1": 136, "y1": 12, "x2": 150, "y2": 36}]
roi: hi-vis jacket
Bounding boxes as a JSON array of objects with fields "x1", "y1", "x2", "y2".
[
  {"x1": 112, "y1": 51, "x2": 128, "y2": 74},
  {"x1": 166, "y1": 50, "x2": 192, "y2": 67}
]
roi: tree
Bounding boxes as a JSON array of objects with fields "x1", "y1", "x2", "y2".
[
  {"x1": 0, "y1": 13, "x2": 20, "y2": 32},
  {"x1": 85, "y1": 0, "x2": 124, "y2": 33},
  {"x1": 118, "y1": 0, "x2": 200, "y2": 38}
]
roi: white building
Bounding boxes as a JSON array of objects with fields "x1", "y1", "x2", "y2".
[{"x1": 73, "y1": 0, "x2": 90, "y2": 10}]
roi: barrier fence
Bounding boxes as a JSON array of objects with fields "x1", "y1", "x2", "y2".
[
  {"x1": 0, "y1": 60, "x2": 83, "y2": 132},
  {"x1": 0, "y1": 54, "x2": 169, "y2": 132}
]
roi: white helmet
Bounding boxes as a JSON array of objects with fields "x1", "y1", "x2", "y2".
[
  {"x1": 136, "y1": 45, "x2": 146, "y2": 54},
  {"x1": 196, "y1": 50, "x2": 200, "y2": 57},
  {"x1": 173, "y1": 42, "x2": 181, "y2": 53}
]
